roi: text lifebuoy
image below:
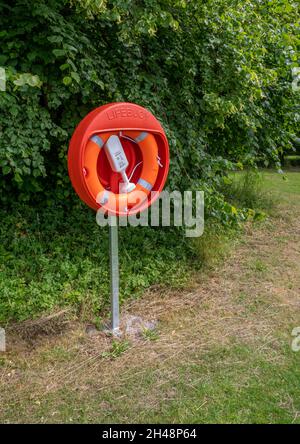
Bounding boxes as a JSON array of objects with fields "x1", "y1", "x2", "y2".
[{"x1": 68, "y1": 102, "x2": 169, "y2": 215}]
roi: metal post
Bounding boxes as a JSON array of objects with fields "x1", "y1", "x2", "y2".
[{"x1": 109, "y1": 216, "x2": 120, "y2": 333}]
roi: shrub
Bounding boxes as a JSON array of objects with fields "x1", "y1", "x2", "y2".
[
  {"x1": 0, "y1": 202, "x2": 194, "y2": 322},
  {"x1": 0, "y1": 0, "x2": 299, "y2": 223}
]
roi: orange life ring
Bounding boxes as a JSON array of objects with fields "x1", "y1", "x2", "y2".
[
  {"x1": 68, "y1": 102, "x2": 169, "y2": 215},
  {"x1": 84, "y1": 131, "x2": 159, "y2": 215}
]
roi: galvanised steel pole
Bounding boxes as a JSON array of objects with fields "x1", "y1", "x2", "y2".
[{"x1": 109, "y1": 216, "x2": 119, "y2": 333}]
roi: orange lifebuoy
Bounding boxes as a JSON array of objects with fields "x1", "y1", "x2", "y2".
[
  {"x1": 84, "y1": 130, "x2": 159, "y2": 215},
  {"x1": 68, "y1": 102, "x2": 169, "y2": 215}
]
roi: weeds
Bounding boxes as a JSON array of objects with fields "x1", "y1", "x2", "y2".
[
  {"x1": 142, "y1": 328, "x2": 160, "y2": 342},
  {"x1": 249, "y1": 258, "x2": 268, "y2": 273},
  {"x1": 0, "y1": 204, "x2": 194, "y2": 323},
  {"x1": 223, "y1": 170, "x2": 276, "y2": 213},
  {"x1": 101, "y1": 340, "x2": 130, "y2": 359},
  {"x1": 192, "y1": 222, "x2": 237, "y2": 268},
  {"x1": 0, "y1": 170, "x2": 278, "y2": 324}
]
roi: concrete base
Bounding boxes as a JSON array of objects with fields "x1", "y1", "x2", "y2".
[
  {"x1": 85, "y1": 315, "x2": 158, "y2": 340},
  {"x1": 122, "y1": 314, "x2": 157, "y2": 339}
]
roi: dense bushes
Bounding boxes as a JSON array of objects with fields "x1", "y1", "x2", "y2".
[
  {"x1": 0, "y1": 0, "x2": 299, "y2": 220},
  {"x1": 0, "y1": 203, "x2": 196, "y2": 322}
]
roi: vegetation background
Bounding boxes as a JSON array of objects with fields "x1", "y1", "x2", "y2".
[{"x1": 0, "y1": 0, "x2": 299, "y2": 323}]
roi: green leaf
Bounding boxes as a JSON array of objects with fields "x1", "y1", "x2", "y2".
[
  {"x1": 71, "y1": 71, "x2": 80, "y2": 83},
  {"x1": 59, "y1": 63, "x2": 70, "y2": 71},
  {"x1": 2, "y1": 166, "x2": 11, "y2": 175},
  {"x1": 14, "y1": 173, "x2": 23, "y2": 183},
  {"x1": 62, "y1": 76, "x2": 72, "y2": 86},
  {"x1": 52, "y1": 49, "x2": 66, "y2": 57}
]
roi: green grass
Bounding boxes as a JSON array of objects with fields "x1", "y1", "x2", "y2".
[
  {"x1": 0, "y1": 169, "x2": 295, "y2": 324},
  {"x1": 2, "y1": 340, "x2": 299, "y2": 424},
  {"x1": 224, "y1": 169, "x2": 277, "y2": 213},
  {"x1": 248, "y1": 258, "x2": 268, "y2": 274},
  {"x1": 285, "y1": 155, "x2": 300, "y2": 161},
  {"x1": 1, "y1": 169, "x2": 300, "y2": 423},
  {"x1": 262, "y1": 169, "x2": 300, "y2": 199},
  {"x1": 103, "y1": 344, "x2": 300, "y2": 424},
  {"x1": 192, "y1": 221, "x2": 237, "y2": 268}
]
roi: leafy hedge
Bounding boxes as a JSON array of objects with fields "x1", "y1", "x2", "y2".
[
  {"x1": 0, "y1": 202, "x2": 196, "y2": 322},
  {"x1": 0, "y1": 0, "x2": 299, "y2": 222}
]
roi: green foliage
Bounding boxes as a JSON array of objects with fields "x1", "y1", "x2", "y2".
[
  {"x1": 0, "y1": 0, "x2": 299, "y2": 223},
  {"x1": 0, "y1": 170, "x2": 295, "y2": 324},
  {"x1": 192, "y1": 221, "x2": 237, "y2": 268},
  {"x1": 101, "y1": 340, "x2": 130, "y2": 359},
  {"x1": 142, "y1": 328, "x2": 159, "y2": 342},
  {"x1": 0, "y1": 202, "x2": 193, "y2": 323},
  {"x1": 223, "y1": 170, "x2": 276, "y2": 214}
]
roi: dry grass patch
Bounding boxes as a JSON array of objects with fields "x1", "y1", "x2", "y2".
[{"x1": 1, "y1": 171, "x2": 300, "y2": 423}]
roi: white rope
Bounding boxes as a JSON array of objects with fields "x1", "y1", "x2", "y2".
[
  {"x1": 128, "y1": 161, "x2": 143, "y2": 181},
  {"x1": 157, "y1": 156, "x2": 163, "y2": 167}
]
